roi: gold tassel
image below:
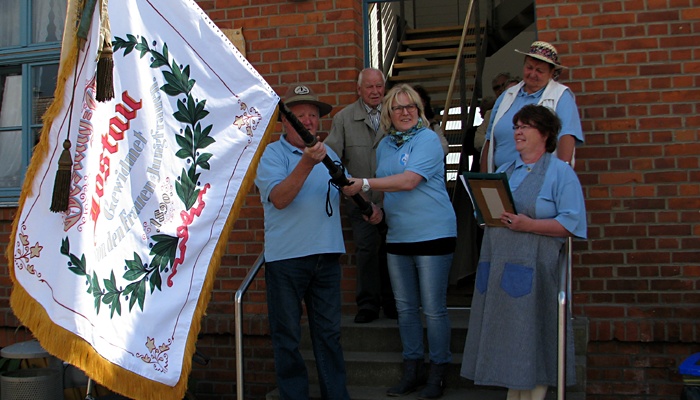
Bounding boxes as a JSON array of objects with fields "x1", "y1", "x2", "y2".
[
  {"x1": 96, "y1": 39, "x2": 114, "y2": 102},
  {"x1": 50, "y1": 139, "x2": 73, "y2": 213}
]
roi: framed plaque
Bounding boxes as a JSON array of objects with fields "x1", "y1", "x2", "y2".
[{"x1": 460, "y1": 172, "x2": 517, "y2": 227}]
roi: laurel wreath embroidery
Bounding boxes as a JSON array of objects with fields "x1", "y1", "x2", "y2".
[{"x1": 62, "y1": 35, "x2": 215, "y2": 322}]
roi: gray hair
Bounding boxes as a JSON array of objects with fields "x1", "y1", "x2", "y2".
[{"x1": 358, "y1": 68, "x2": 386, "y2": 86}]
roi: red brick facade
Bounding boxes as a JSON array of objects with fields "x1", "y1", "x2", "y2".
[
  {"x1": 536, "y1": 0, "x2": 700, "y2": 398},
  {"x1": 1, "y1": 0, "x2": 699, "y2": 399}
]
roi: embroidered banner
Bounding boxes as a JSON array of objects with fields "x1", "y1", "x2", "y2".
[{"x1": 7, "y1": 0, "x2": 278, "y2": 398}]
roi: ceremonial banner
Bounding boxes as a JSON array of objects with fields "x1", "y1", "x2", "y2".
[{"x1": 7, "y1": 0, "x2": 278, "y2": 398}]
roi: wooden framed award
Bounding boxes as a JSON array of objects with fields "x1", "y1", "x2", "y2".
[{"x1": 460, "y1": 172, "x2": 517, "y2": 227}]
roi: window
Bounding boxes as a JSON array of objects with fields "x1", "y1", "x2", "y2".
[{"x1": 0, "y1": 0, "x2": 66, "y2": 204}]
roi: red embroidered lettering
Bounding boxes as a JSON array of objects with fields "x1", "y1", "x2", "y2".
[{"x1": 90, "y1": 91, "x2": 143, "y2": 226}]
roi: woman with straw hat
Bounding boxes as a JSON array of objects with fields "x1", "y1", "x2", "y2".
[{"x1": 479, "y1": 41, "x2": 584, "y2": 173}]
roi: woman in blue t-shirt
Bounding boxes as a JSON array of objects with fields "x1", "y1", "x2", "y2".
[{"x1": 344, "y1": 84, "x2": 456, "y2": 399}]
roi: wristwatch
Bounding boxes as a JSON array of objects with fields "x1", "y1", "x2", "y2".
[{"x1": 361, "y1": 178, "x2": 371, "y2": 192}]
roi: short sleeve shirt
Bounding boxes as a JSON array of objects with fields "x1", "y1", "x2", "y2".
[
  {"x1": 498, "y1": 156, "x2": 587, "y2": 239},
  {"x1": 254, "y1": 135, "x2": 345, "y2": 262},
  {"x1": 376, "y1": 128, "x2": 457, "y2": 243},
  {"x1": 487, "y1": 87, "x2": 584, "y2": 169}
]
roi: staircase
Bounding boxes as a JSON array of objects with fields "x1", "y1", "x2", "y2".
[
  {"x1": 387, "y1": 24, "x2": 482, "y2": 183},
  {"x1": 265, "y1": 310, "x2": 588, "y2": 400}
]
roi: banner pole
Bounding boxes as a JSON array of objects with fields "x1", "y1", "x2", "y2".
[{"x1": 278, "y1": 100, "x2": 373, "y2": 216}]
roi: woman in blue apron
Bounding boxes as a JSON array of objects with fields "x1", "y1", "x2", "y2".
[{"x1": 461, "y1": 104, "x2": 587, "y2": 400}]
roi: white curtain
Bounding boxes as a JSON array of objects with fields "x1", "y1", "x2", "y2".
[
  {"x1": 33, "y1": 0, "x2": 67, "y2": 43},
  {"x1": 0, "y1": 0, "x2": 21, "y2": 47},
  {"x1": 0, "y1": 75, "x2": 23, "y2": 187}
]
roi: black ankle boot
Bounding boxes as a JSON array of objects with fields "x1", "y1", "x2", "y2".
[
  {"x1": 386, "y1": 358, "x2": 426, "y2": 397},
  {"x1": 417, "y1": 362, "x2": 448, "y2": 399}
]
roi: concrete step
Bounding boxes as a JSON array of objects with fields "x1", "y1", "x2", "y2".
[
  {"x1": 266, "y1": 385, "x2": 586, "y2": 400},
  {"x1": 301, "y1": 309, "x2": 469, "y2": 354},
  {"x1": 302, "y1": 349, "x2": 470, "y2": 389},
  {"x1": 271, "y1": 310, "x2": 587, "y2": 399},
  {"x1": 303, "y1": 310, "x2": 587, "y2": 355}
]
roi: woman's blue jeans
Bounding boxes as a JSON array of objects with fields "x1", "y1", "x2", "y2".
[
  {"x1": 387, "y1": 253, "x2": 453, "y2": 364},
  {"x1": 265, "y1": 254, "x2": 350, "y2": 400}
]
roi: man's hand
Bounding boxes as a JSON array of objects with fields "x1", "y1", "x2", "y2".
[
  {"x1": 269, "y1": 139, "x2": 326, "y2": 210},
  {"x1": 301, "y1": 139, "x2": 326, "y2": 166},
  {"x1": 364, "y1": 203, "x2": 383, "y2": 225}
]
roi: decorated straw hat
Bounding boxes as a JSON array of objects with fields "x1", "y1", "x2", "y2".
[
  {"x1": 514, "y1": 41, "x2": 567, "y2": 70},
  {"x1": 281, "y1": 84, "x2": 333, "y2": 117}
]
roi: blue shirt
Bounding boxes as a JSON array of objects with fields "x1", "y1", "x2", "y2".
[
  {"x1": 254, "y1": 135, "x2": 345, "y2": 262},
  {"x1": 376, "y1": 128, "x2": 457, "y2": 243},
  {"x1": 487, "y1": 86, "x2": 584, "y2": 169},
  {"x1": 497, "y1": 156, "x2": 587, "y2": 239}
]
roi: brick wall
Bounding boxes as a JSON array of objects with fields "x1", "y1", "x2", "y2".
[
  {"x1": 191, "y1": 1, "x2": 366, "y2": 398},
  {"x1": 535, "y1": 0, "x2": 700, "y2": 399},
  {"x1": 0, "y1": 1, "x2": 364, "y2": 399},
  {"x1": 2, "y1": 0, "x2": 699, "y2": 399}
]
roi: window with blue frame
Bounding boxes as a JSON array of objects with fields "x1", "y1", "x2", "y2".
[{"x1": 0, "y1": 0, "x2": 66, "y2": 204}]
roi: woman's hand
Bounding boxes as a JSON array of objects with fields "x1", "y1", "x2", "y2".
[
  {"x1": 342, "y1": 177, "x2": 363, "y2": 197},
  {"x1": 501, "y1": 211, "x2": 528, "y2": 231},
  {"x1": 501, "y1": 211, "x2": 571, "y2": 237},
  {"x1": 364, "y1": 203, "x2": 383, "y2": 225}
]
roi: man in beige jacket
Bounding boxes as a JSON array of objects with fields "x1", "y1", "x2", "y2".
[{"x1": 325, "y1": 68, "x2": 396, "y2": 323}]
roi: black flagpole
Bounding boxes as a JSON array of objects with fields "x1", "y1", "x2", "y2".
[{"x1": 278, "y1": 100, "x2": 373, "y2": 216}]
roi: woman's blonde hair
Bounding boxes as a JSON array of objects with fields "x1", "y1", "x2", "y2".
[{"x1": 380, "y1": 84, "x2": 428, "y2": 132}]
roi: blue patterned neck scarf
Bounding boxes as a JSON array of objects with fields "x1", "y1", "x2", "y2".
[{"x1": 388, "y1": 118, "x2": 424, "y2": 147}]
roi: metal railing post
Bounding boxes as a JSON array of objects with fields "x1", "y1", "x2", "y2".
[
  {"x1": 557, "y1": 239, "x2": 570, "y2": 400},
  {"x1": 235, "y1": 254, "x2": 265, "y2": 400},
  {"x1": 439, "y1": 0, "x2": 475, "y2": 131},
  {"x1": 557, "y1": 149, "x2": 577, "y2": 400}
]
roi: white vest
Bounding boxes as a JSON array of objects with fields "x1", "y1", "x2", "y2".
[{"x1": 487, "y1": 79, "x2": 572, "y2": 172}]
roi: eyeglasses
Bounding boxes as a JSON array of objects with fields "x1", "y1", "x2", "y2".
[
  {"x1": 512, "y1": 124, "x2": 533, "y2": 132},
  {"x1": 391, "y1": 104, "x2": 417, "y2": 113},
  {"x1": 492, "y1": 83, "x2": 505, "y2": 92}
]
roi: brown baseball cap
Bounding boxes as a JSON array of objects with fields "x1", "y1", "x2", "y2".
[{"x1": 281, "y1": 84, "x2": 333, "y2": 117}]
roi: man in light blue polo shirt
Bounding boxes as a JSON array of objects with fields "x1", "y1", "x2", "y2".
[{"x1": 254, "y1": 84, "x2": 350, "y2": 400}]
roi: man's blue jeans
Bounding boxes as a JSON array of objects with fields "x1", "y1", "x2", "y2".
[
  {"x1": 387, "y1": 253, "x2": 453, "y2": 364},
  {"x1": 265, "y1": 254, "x2": 350, "y2": 400}
]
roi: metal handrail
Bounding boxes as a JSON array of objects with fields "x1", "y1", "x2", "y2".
[
  {"x1": 439, "y1": 0, "x2": 475, "y2": 131},
  {"x1": 557, "y1": 154, "x2": 576, "y2": 400},
  {"x1": 235, "y1": 253, "x2": 266, "y2": 400},
  {"x1": 557, "y1": 238, "x2": 572, "y2": 400}
]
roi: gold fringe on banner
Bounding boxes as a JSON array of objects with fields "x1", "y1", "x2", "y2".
[
  {"x1": 7, "y1": 0, "x2": 281, "y2": 396},
  {"x1": 8, "y1": 74, "x2": 278, "y2": 400}
]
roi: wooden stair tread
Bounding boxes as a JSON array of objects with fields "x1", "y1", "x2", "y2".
[
  {"x1": 393, "y1": 59, "x2": 458, "y2": 69},
  {"x1": 402, "y1": 35, "x2": 472, "y2": 46},
  {"x1": 389, "y1": 72, "x2": 477, "y2": 82},
  {"x1": 390, "y1": 23, "x2": 479, "y2": 168},
  {"x1": 405, "y1": 25, "x2": 464, "y2": 35},
  {"x1": 397, "y1": 47, "x2": 466, "y2": 58},
  {"x1": 388, "y1": 72, "x2": 454, "y2": 82},
  {"x1": 419, "y1": 84, "x2": 477, "y2": 93},
  {"x1": 416, "y1": 83, "x2": 474, "y2": 92}
]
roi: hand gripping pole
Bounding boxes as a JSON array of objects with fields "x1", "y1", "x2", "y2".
[{"x1": 278, "y1": 101, "x2": 373, "y2": 216}]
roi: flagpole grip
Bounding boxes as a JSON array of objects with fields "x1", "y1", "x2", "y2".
[{"x1": 278, "y1": 101, "x2": 373, "y2": 216}]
